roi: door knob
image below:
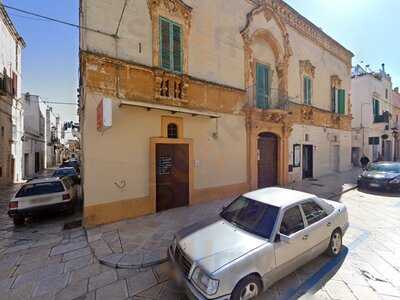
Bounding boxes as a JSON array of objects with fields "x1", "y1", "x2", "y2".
[
  {"x1": 327, "y1": 222, "x2": 332, "y2": 227},
  {"x1": 303, "y1": 235, "x2": 308, "y2": 240}
]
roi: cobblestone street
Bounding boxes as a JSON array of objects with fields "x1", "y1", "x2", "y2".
[{"x1": 1, "y1": 172, "x2": 400, "y2": 299}]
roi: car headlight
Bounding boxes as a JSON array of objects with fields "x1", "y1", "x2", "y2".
[
  {"x1": 192, "y1": 267, "x2": 219, "y2": 295},
  {"x1": 390, "y1": 177, "x2": 400, "y2": 184}
]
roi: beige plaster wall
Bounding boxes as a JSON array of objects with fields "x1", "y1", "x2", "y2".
[
  {"x1": 82, "y1": 92, "x2": 247, "y2": 206},
  {"x1": 288, "y1": 124, "x2": 352, "y2": 183},
  {"x1": 286, "y1": 27, "x2": 351, "y2": 112}
]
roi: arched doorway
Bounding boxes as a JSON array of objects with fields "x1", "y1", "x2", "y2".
[{"x1": 258, "y1": 132, "x2": 278, "y2": 188}]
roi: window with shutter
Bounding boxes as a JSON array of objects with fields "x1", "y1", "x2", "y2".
[
  {"x1": 159, "y1": 18, "x2": 183, "y2": 73},
  {"x1": 338, "y1": 89, "x2": 346, "y2": 115},
  {"x1": 331, "y1": 87, "x2": 336, "y2": 112},
  {"x1": 373, "y1": 99, "x2": 380, "y2": 116},
  {"x1": 256, "y1": 63, "x2": 269, "y2": 109},
  {"x1": 303, "y1": 76, "x2": 312, "y2": 105}
]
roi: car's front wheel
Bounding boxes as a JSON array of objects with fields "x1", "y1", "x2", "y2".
[
  {"x1": 326, "y1": 228, "x2": 342, "y2": 257},
  {"x1": 13, "y1": 216, "x2": 25, "y2": 226},
  {"x1": 231, "y1": 275, "x2": 262, "y2": 300}
]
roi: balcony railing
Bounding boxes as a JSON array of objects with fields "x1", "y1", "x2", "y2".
[
  {"x1": 246, "y1": 86, "x2": 292, "y2": 110},
  {"x1": 374, "y1": 111, "x2": 390, "y2": 124}
]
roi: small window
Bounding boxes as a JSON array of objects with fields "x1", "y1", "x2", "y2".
[
  {"x1": 167, "y1": 123, "x2": 178, "y2": 139},
  {"x1": 0, "y1": 167, "x2": 2, "y2": 177},
  {"x1": 1, "y1": 126, "x2": 4, "y2": 137},
  {"x1": 280, "y1": 206, "x2": 305, "y2": 236},
  {"x1": 301, "y1": 201, "x2": 328, "y2": 225},
  {"x1": 385, "y1": 89, "x2": 388, "y2": 99}
]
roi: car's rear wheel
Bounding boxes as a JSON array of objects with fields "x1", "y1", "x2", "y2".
[
  {"x1": 13, "y1": 216, "x2": 25, "y2": 226},
  {"x1": 326, "y1": 228, "x2": 342, "y2": 257},
  {"x1": 231, "y1": 275, "x2": 262, "y2": 300}
]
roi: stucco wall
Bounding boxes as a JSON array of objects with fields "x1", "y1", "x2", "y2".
[
  {"x1": 288, "y1": 124, "x2": 352, "y2": 183},
  {"x1": 83, "y1": 92, "x2": 247, "y2": 207}
]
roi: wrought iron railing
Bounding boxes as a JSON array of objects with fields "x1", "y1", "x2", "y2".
[{"x1": 246, "y1": 86, "x2": 293, "y2": 110}]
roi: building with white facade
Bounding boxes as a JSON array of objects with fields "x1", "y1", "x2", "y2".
[
  {"x1": 351, "y1": 64, "x2": 395, "y2": 164},
  {"x1": 0, "y1": 4, "x2": 25, "y2": 185},
  {"x1": 23, "y1": 93, "x2": 46, "y2": 178}
]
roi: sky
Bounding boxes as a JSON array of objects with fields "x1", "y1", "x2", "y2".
[{"x1": 3, "y1": 0, "x2": 400, "y2": 122}]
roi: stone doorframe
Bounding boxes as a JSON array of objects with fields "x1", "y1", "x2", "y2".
[
  {"x1": 149, "y1": 137, "x2": 194, "y2": 213},
  {"x1": 246, "y1": 110, "x2": 292, "y2": 190}
]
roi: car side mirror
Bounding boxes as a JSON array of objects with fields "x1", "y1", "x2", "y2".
[{"x1": 275, "y1": 233, "x2": 291, "y2": 243}]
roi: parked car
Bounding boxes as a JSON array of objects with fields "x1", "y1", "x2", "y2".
[
  {"x1": 169, "y1": 187, "x2": 348, "y2": 300},
  {"x1": 358, "y1": 162, "x2": 400, "y2": 192},
  {"x1": 52, "y1": 167, "x2": 80, "y2": 185},
  {"x1": 60, "y1": 159, "x2": 80, "y2": 173},
  {"x1": 8, "y1": 177, "x2": 78, "y2": 226}
]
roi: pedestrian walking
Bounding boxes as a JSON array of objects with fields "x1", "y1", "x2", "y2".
[{"x1": 360, "y1": 154, "x2": 370, "y2": 170}]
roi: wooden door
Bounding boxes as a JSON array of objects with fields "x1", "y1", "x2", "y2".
[
  {"x1": 302, "y1": 145, "x2": 313, "y2": 178},
  {"x1": 156, "y1": 144, "x2": 189, "y2": 212},
  {"x1": 258, "y1": 133, "x2": 278, "y2": 188}
]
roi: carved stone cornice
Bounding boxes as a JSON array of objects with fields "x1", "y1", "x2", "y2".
[
  {"x1": 331, "y1": 75, "x2": 342, "y2": 88},
  {"x1": 147, "y1": 0, "x2": 192, "y2": 27},
  {"x1": 262, "y1": 0, "x2": 353, "y2": 68},
  {"x1": 299, "y1": 60, "x2": 316, "y2": 78}
]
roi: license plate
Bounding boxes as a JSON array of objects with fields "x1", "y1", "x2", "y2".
[
  {"x1": 31, "y1": 198, "x2": 51, "y2": 204},
  {"x1": 370, "y1": 183, "x2": 380, "y2": 187}
]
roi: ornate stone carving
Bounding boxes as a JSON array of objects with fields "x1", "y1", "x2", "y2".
[
  {"x1": 331, "y1": 75, "x2": 342, "y2": 88},
  {"x1": 301, "y1": 106, "x2": 314, "y2": 121},
  {"x1": 300, "y1": 60, "x2": 316, "y2": 78},
  {"x1": 262, "y1": 111, "x2": 286, "y2": 123},
  {"x1": 147, "y1": 0, "x2": 192, "y2": 73},
  {"x1": 241, "y1": 3, "x2": 292, "y2": 96},
  {"x1": 154, "y1": 69, "x2": 189, "y2": 103}
]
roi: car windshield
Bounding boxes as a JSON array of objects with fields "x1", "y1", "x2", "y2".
[
  {"x1": 16, "y1": 182, "x2": 65, "y2": 197},
  {"x1": 220, "y1": 196, "x2": 280, "y2": 239},
  {"x1": 367, "y1": 163, "x2": 400, "y2": 173},
  {"x1": 53, "y1": 169, "x2": 76, "y2": 177}
]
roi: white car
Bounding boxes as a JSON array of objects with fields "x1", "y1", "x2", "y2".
[
  {"x1": 169, "y1": 187, "x2": 349, "y2": 300},
  {"x1": 8, "y1": 177, "x2": 78, "y2": 225}
]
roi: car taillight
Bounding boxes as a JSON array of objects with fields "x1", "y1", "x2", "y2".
[
  {"x1": 9, "y1": 202, "x2": 18, "y2": 209},
  {"x1": 62, "y1": 194, "x2": 71, "y2": 200}
]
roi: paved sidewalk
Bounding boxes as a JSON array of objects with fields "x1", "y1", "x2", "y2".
[
  {"x1": 87, "y1": 168, "x2": 361, "y2": 269},
  {"x1": 289, "y1": 168, "x2": 361, "y2": 199}
]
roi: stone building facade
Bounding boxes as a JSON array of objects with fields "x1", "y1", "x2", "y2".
[
  {"x1": 80, "y1": 0, "x2": 353, "y2": 226},
  {"x1": 351, "y1": 64, "x2": 395, "y2": 163},
  {"x1": 23, "y1": 93, "x2": 46, "y2": 178},
  {"x1": 0, "y1": 5, "x2": 25, "y2": 185}
]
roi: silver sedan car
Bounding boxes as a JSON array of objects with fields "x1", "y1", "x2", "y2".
[{"x1": 168, "y1": 187, "x2": 349, "y2": 300}]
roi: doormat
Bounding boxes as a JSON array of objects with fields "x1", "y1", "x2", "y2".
[{"x1": 63, "y1": 219, "x2": 82, "y2": 230}]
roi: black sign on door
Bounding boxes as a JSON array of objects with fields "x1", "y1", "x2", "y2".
[{"x1": 156, "y1": 144, "x2": 189, "y2": 212}]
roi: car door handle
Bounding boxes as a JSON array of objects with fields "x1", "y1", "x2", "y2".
[
  {"x1": 327, "y1": 222, "x2": 332, "y2": 227},
  {"x1": 303, "y1": 235, "x2": 308, "y2": 240}
]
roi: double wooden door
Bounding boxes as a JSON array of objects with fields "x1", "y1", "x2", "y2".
[
  {"x1": 258, "y1": 133, "x2": 278, "y2": 188},
  {"x1": 156, "y1": 144, "x2": 189, "y2": 212}
]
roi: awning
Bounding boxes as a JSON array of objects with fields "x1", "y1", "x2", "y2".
[{"x1": 119, "y1": 100, "x2": 221, "y2": 118}]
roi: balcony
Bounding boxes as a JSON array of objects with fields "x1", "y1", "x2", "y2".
[
  {"x1": 246, "y1": 87, "x2": 290, "y2": 111},
  {"x1": 373, "y1": 111, "x2": 390, "y2": 124},
  {"x1": 154, "y1": 69, "x2": 189, "y2": 103}
]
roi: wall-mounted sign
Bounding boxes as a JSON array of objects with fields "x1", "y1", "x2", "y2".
[
  {"x1": 97, "y1": 98, "x2": 112, "y2": 131},
  {"x1": 293, "y1": 144, "x2": 301, "y2": 168},
  {"x1": 159, "y1": 156, "x2": 173, "y2": 175}
]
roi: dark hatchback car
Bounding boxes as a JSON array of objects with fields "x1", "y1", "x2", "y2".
[
  {"x1": 358, "y1": 162, "x2": 400, "y2": 192},
  {"x1": 60, "y1": 159, "x2": 80, "y2": 173},
  {"x1": 52, "y1": 167, "x2": 80, "y2": 185}
]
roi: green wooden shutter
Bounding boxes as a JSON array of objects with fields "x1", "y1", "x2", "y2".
[
  {"x1": 304, "y1": 76, "x2": 312, "y2": 104},
  {"x1": 172, "y1": 24, "x2": 182, "y2": 73},
  {"x1": 338, "y1": 89, "x2": 346, "y2": 114},
  {"x1": 373, "y1": 99, "x2": 380, "y2": 116},
  {"x1": 160, "y1": 19, "x2": 171, "y2": 70},
  {"x1": 331, "y1": 88, "x2": 336, "y2": 112},
  {"x1": 256, "y1": 63, "x2": 268, "y2": 109}
]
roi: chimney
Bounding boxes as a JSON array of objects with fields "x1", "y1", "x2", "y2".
[
  {"x1": 395, "y1": 87, "x2": 399, "y2": 94},
  {"x1": 382, "y1": 63, "x2": 386, "y2": 74}
]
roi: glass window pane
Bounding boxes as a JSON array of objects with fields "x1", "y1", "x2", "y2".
[
  {"x1": 302, "y1": 201, "x2": 327, "y2": 225},
  {"x1": 280, "y1": 206, "x2": 304, "y2": 235}
]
